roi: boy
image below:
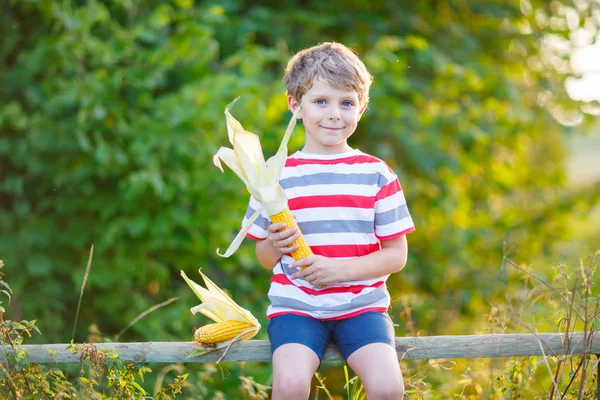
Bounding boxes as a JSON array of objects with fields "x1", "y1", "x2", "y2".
[{"x1": 244, "y1": 42, "x2": 415, "y2": 399}]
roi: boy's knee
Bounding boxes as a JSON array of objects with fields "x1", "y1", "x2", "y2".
[
  {"x1": 365, "y1": 382, "x2": 404, "y2": 399},
  {"x1": 363, "y1": 377, "x2": 404, "y2": 399},
  {"x1": 272, "y1": 373, "x2": 312, "y2": 398}
]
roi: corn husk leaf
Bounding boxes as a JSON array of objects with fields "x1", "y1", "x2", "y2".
[
  {"x1": 265, "y1": 104, "x2": 301, "y2": 185},
  {"x1": 180, "y1": 270, "x2": 260, "y2": 329},
  {"x1": 213, "y1": 100, "x2": 302, "y2": 257},
  {"x1": 233, "y1": 131, "x2": 265, "y2": 188},
  {"x1": 216, "y1": 207, "x2": 264, "y2": 258},
  {"x1": 212, "y1": 148, "x2": 249, "y2": 187},
  {"x1": 225, "y1": 97, "x2": 244, "y2": 144}
]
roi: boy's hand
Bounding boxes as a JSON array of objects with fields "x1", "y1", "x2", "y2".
[
  {"x1": 290, "y1": 256, "x2": 343, "y2": 287},
  {"x1": 267, "y1": 222, "x2": 301, "y2": 255}
]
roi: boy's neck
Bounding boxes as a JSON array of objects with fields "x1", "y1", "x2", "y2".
[{"x1": 300, "y1": 143, "x2": 354, "y2": 155}]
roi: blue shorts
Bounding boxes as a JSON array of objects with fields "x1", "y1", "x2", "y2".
[{"x1": 267, "y1": 311, "x2": 396, "y2": 361}]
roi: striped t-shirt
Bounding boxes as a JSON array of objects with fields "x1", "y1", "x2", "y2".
[{"x1": 244, "y1": 148, "x2": 415, "y2": 320}]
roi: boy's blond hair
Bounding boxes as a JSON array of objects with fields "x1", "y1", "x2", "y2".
[{"x1": 283, "y1": 42, "x2": 373, "y2": 108}]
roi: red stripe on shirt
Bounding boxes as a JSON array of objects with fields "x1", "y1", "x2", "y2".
[
  {"x1": 289, "y1": 195, "x2": 375, "y2": 210},
  {"x1": 285, "y1": 154, "x2": 380, "y2": 167},
  {"x1": 271, "y1": 273, "x2": 384, "y2": 295},
  {"x1": 375, "y1": 180, "x2": 401, "y2": 202},
  {"x1": 311, "y1": 243, "x2": 381, "y2": 257}
]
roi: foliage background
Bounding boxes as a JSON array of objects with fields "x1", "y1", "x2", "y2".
[{"x1": 1, "y1": 0, "x2": 599, "y2": 397}]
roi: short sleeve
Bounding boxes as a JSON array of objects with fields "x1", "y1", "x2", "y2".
[
  {"x1": 374, "y1": 164, "x2": 415, "y2": 240},
  {"x1": 243, "y1": 195, "x2": 271, "y2": 240}
]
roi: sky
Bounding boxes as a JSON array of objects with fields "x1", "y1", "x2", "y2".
[
  {"x1": 560, "y1": 0, "x2": 600, "y2": 104},
  {"x1": 567, "y1": 42, "x2": 600, "y2": 103}
]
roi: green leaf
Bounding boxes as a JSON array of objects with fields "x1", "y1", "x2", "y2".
[{"x1": 26, "y1": 256, "x2": 52, "y2": 277}]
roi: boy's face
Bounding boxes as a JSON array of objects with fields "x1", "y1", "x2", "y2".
[{"x1": 288, "y1": 78, "x2": 365, "y2": 155}]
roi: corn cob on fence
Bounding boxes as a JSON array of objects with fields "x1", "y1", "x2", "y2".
[
  {"x1": 194, "y1": 320, "x2": 257, "y2": 344},
  {"x1": 181, "y1": 271, "x2": 260, "y2": 359}
]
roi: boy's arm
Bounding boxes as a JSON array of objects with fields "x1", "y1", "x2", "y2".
[
  {"x1": 255, "y1": 222, "x2": 301, "y2": 270},
  {"x1": 255, "y1": 239, "x2": 282, "y2": 270},
  {"x1": 290, "y1": 235, "x2": 408, "y2": 286}
]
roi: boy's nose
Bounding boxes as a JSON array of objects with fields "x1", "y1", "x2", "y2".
[{"x1": 328, "y1": 110, "x2": 341, "y2": 120}]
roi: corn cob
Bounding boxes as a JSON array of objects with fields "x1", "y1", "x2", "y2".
[
  {"x1": 269, "y1": 207, "x2": 313, "y2": 261},
  {"x1": 193, "y1": 320, "x2": 257, "y2": 344}
]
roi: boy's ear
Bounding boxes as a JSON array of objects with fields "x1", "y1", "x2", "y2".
[
  {"x1": 287, "y1": 96, "x2": 302, "y2": 119},
  {"x1": 358, "y1": 104, "x2": 367, "y2": 120}
]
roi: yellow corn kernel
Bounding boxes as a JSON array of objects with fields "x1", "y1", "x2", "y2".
[
  {"x1": 193, "y1": 320, "x2": 256, "y2": 344},
  {"x1": 269, "y1": 207, "x2": 313, "y2": 262}
]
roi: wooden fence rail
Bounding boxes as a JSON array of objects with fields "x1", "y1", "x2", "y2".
[{"x1": 2, "y1": 333, "x2": 598, "y2": 364}]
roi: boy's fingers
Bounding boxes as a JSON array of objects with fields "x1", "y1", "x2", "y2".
[
  {"x1": 291, "y1": 256, "x2": 312, "y2": 270},
  {"x1": 291, "y1": 269, "x2": 304, "y2": 279},
  {"x1": 269, "y1": 222, "x2": 287, "y2": 232},
  {"x1": 279, "y1": 244, "x2": 299, "y2": 254},
  {"x1": 269, "y1": 227, "x2": 298, "y2": 242},
  {"x1": 275, "y1": 228, "x2": 298, "y2": 242},
  {"x1": 285, "y1": 226, "x2": 299, "y2": 236},
  {"x1": 281, "y1": 232, "x2": 301, "y2": 246},
  {"x1": 270, "y1": 224, "x2": 297, "y2": 236}
]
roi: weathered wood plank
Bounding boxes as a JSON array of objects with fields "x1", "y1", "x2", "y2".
[{"x1": 1, "y1": 333, "x2": 598, "y2": 364}]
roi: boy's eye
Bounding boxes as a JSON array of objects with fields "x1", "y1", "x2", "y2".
[
  {"x1": 315, "y1": 99, "x2": 326, "y2": 105},
  {"x1": 342, "y1": 101, "x2": 353, "y2": 107}
]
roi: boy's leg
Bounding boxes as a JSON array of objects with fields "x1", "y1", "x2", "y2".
[
  {"x1": 347, "y1": 343, "x2": 404, "y2": 399},
  {"x1": 333, "y1": 312, "x2": 404, "y2": 399},
  {"x1": 268, "y1": 314, "x2": 331, "y2": 400},
  {"x1": 272, "y1": 343, "x2": 320, "y2": 400}
]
